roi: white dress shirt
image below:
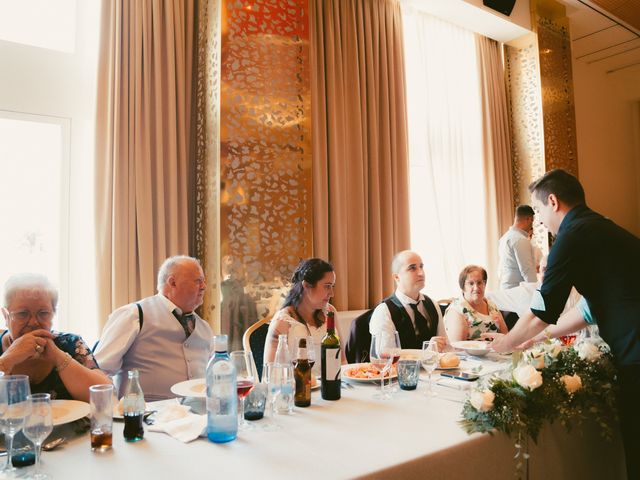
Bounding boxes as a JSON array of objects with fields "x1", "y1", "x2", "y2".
[
  {"x1": 369, "y1": 289, "x2": 443, "y2": 339},
  {"x1": 498, "y1": 226, "x2": 537, "y2": 289}
]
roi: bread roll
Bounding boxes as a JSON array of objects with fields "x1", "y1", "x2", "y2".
[{"x1": 439, "y1": 353, "x2": 460, "y2": 368}]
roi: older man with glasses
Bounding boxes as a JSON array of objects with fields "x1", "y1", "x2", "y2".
[{"x1": 95, "y1": 255, "x2": 213, "y2": 401}]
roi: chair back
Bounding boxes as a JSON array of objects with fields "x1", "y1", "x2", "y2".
[
  {"x1": 345, "y1": 309, "x2": 375, "y2": 364},
  {"x1": 242, "y1": 317, "x2": 270, "y2": 381},
  {"x1": 436, "y1": 298, "x2": 453, "y2": 317}
]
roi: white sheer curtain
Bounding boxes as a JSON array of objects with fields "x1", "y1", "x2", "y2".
[{"x1": 402, "y1": 7, "x2": 488, "y2": 300}]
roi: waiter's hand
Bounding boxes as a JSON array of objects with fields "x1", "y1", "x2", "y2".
[{"x1": 481, "y1": 332, "x2": 511, "y2": 353}]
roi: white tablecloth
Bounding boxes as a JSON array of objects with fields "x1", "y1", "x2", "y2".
[{"x1": 34, "y1": 367, "x2": 626, "y2": 480}]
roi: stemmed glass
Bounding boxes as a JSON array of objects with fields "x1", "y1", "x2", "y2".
[
  {"x1": 23, "y1": 393, "x2": 53, "y2": 480},
  {"x1": 0, "y1": 375, "x2": 31, "y2": 476},
  {"x1": 422, "y1": 340, "x2": 441, "y2": 397},
  {"x1": 370, "y1": 332, "x2": 401, "y2": 400},
  {"x1": 230, "y1": 351, "x2": 257, "y2": 431}
]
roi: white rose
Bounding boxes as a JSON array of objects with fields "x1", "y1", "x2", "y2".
[
  {"x1": 469, "y1": 390, "x2": 495, "y2": 412},
  {"x1": 561, "y1": 374, "x2": 582, "y2": 394},
  {"x1": 513, "y1": 364, "x2": 543, "y2": 391},
  {"x1": 577, "y1": 342, "x2": 602, "y2": 362},
  {"x1": 528, "y1": 354, "x2": 545, "y2": 370}
]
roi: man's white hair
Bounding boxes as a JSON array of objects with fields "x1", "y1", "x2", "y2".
[
  {"x1": 3, "y1": 273, "x2": 59, "y2": 310},
  {"x1": 156, "y1": 255, "x2": 201, "y2": 292}
]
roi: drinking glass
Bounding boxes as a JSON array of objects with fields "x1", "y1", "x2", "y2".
[
  {"x1": 23, "y1": 393, "x2": 53, "y2": 480},
  {"x1": 0, "y1": 375, "x2": 31, "y2": 475},
  {"x1": 230, "y1": 351, "x2": 257, "y2": 431},
  {"x1": 89, "y1": 384, "x2": 114, "y2": 452},
  {"x1": 265, "y1": 362, "x2": 294, "y2": 419},
  {"x1": 422, "y1": 340, "x2": 441, "y2": 397},
  {"x1": 370, "y1": 332, "x2": 401, "y2": 400}
]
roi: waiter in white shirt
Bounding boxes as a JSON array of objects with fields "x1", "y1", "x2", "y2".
[{"x1": 498, "y1": 205, "x2": 537, "y2": 289}]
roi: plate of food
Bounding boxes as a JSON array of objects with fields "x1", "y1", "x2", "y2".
[
  {"x1": 51, "y1": 400, "x2": 90, "y2": 426},
  {"x1": 451, "y1": 340, "x2": 491, "y2": 357},
  {"x1": 342, "y1": 363, "x2": 398, "y2": 383},
  {"x1": 170, "y1": 378, "x2": 206, "y2": 398},
  {"x1": 434, "y1": 352, "x2": 462, "y2": 370}
]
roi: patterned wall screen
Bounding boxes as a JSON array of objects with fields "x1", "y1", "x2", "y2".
[
  {"x1": 537, "y1": 15, "x2": 579, "y2": 175},
  {"x1": 218, "y1": 0, "x2": 312, "y2": 350}
]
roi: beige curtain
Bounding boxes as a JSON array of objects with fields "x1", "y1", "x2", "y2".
[
  {"x1": 95, "y1": 0, "x2": 196, "y2": 328},
  {"x1": 476, "y1": 34, "x2": 514, "y2": 289},
  {"x1": 310, "y1": 0, "x2": 410, "y2": 311}
]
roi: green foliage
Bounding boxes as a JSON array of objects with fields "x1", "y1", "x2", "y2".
[{"x1": 460, "y1": 340, "x2": 618, "y2": 443}]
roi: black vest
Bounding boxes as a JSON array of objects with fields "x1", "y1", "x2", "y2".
[{"x1": 384, "y1": 293, "x2": 439, "y2": 349}]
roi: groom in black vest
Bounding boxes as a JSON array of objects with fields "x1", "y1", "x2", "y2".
[{"x1": 369, "y1": 250, "x2": 446, "y2": 351}]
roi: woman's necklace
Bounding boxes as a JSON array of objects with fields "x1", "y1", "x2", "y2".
[{"x1": 293, "y1": 308, "x2": 312, "y2": 334}]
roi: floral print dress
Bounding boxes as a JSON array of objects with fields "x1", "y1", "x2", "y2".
[
  {"x1": 446, "y1": 298, "x2": 503, "y2": 340},
  {"x1": 0, "y1": 331, "x2": 99, "y2": 400}
]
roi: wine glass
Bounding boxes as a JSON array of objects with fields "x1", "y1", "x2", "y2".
[
  {"x1": 230, "y1": 350, "x2": 257, "y2": 431},
  {"x1": 23, "y1": 393, "x2": 53, "y2": 480},
  {"x1": 370, "y1": 332, "x2": 401, "y2": 400},
  {"x1": 0, "y1": 375, "x2": 31, "y2": 475},
  {"x1": 422, "y1": 340, "x2": 440, "y2": 397}
]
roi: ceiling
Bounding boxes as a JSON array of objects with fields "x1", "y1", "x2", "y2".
[{"x1": 558, "y1": 0, "x2": 640, "y2": 74}]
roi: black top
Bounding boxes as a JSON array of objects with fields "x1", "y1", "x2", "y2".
[
  {"x1": 532, "y1": 204, "x2": 640, "y2": 366},
  {"x1": 0, "y1": 331, "x2": 99, "y2": 399}
]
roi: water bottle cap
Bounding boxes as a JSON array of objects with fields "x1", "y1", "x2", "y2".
[{"x1": 213, "y1": 335, "x2": 228, "y2": 352}]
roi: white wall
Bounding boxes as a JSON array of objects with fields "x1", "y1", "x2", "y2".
[
  {"x1": 572, "y1": 60, "x2": 640, "y2": 236},
  {"x1": 0, "y1": 0, "x2": 101, "y2": 342}
]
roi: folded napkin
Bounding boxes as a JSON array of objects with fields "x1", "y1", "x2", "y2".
[
  {"x1": 147, "y1": 404, "x2": 206, "y2": 443},
  {"x1": 436, "y1": 377, "x2": 475, "y2": 391}
]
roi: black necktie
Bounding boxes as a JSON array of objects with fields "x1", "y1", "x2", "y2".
[
  {"x1": 409, "y1": 302, "x2": 432, "y2": 342},
  {"x1": 173, "y1": 310, "x2": 195, "y2": 338}
]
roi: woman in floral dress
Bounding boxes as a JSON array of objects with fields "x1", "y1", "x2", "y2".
[
  {"x1": 0, "y1": 273, "x2": 110, "y2": 402},
  {"x1": 444, "y1": 265, "x2": 508, "y2": 342}
]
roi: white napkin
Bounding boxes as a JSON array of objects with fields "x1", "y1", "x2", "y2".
[
  {"x1": 436, "y1": 377, "x2": 475, "y2": 391},
  {"x1": 147, "y1": 404, "x2": 206, "y2": 442}
]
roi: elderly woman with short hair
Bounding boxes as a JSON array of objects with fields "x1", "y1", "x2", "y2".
[
  {"x1": 0, "y1": 273, "x2": 109, "y2": 402},
  {"x1": 444, "y1": 265, "x2": 508, "y2": 342}
]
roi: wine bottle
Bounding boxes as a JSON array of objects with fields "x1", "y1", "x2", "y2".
[
  {"x1": 321, "y1": 311, "x2": 341, "y2": 400},
  {"x1": 294, "y1": 338, "x2": 312, "y2": 407}
]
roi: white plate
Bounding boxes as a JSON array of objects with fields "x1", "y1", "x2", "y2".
[
  {"x1": 170, "y1": 378, "x2": 206, "y2": 398},
  {"x1": 451, "y1": 341, "x2": 491, "y2": 356},
  {"x1": 113, "y1": 402, "x2": 150, "y2": 420},
  {"x1": 400, "y1": 349, "x2": 422, "y2": 360},
  {"x1": 311, "y1": 376, "x2": 320, "y2": 391},
  {"x1": 51, "y1": 400, "x2": 90, "y2": 426},
  {"x1": 342, "y1": 363, "x2": 398, "y2": 383}
]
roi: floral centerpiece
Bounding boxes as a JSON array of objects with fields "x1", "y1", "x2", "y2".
[{"x1": 460, "y1": 335, "x2": 618, "y2": 448}]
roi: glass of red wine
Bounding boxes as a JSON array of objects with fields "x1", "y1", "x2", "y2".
[
  {"x1": 230, "y1": 350, "x2": 258, "y2": 431},
  {"x1": 369, "y1": 331, "x2": 401, "y2": 400}
]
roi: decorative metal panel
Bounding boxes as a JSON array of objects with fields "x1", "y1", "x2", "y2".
[
  {"x1": 538, "y1": 15, "x2": 579, "y2": 175},
  {"x1": 219, "y1": 0, "x2": 312, "y2": 350}
]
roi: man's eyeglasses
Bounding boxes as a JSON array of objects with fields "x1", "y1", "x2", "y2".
[{"x1": 9, "y1": 310, "x2": 54, "y2": 323}]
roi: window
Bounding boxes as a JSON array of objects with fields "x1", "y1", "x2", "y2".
[
  {"x1": 0, "y1": 0, "x2": 101, "y2": 342},
  {"x1": 402, "y1": 8, "x2": 489, "y2": 299}
]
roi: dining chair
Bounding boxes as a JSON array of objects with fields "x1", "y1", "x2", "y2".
[
  {"x1": 242, "y1": 317, "x2": 270, "y2": 381},
  {"x1": 436, "y1": 298, "x2": 453, "y2": 317}
]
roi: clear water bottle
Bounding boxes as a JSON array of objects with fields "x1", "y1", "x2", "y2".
[
  {"x1": 274, "y1": 334, "x2": 291, "y2": 366},
  {"x1": 123, "y1": 369, "x2": 145, "y2": 442},
  {"x1": 206, "y1": 335, "x2": 238, "y2": 443}
]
